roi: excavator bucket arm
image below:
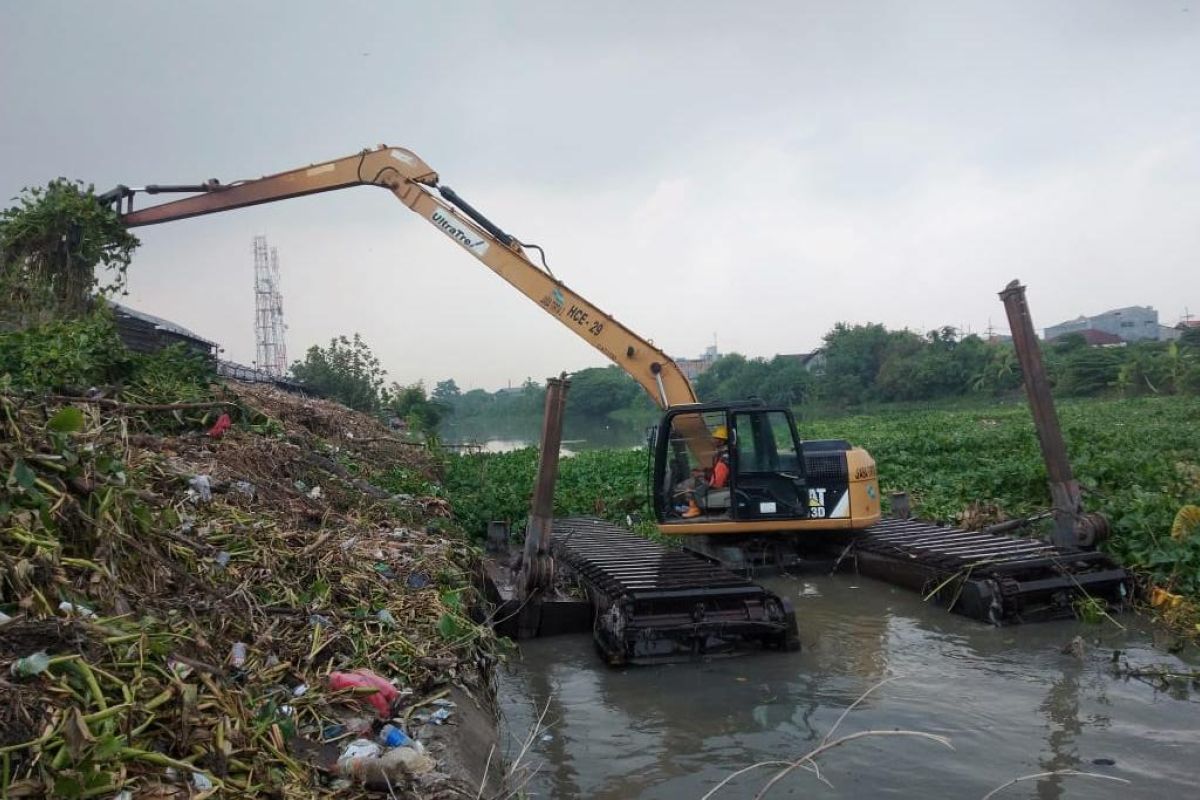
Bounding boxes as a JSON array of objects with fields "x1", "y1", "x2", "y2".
[{"x1": 105, "y1": 145, "x2": 697, "y2": 408}]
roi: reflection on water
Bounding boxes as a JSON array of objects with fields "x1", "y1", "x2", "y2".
[
  {"x1": 480, "y1": 439, "x2": 547, "y2": 454},
  {"x1": 441, "y1": 418, "x2": 648, "y2": 454},
  {"x1": 499, "y1": 575, "x2": 1200, "y2": 799}
]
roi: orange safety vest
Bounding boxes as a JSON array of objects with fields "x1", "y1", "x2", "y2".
[{"x1": 709, "y1": 451, "x2": 730, "y2": 489}]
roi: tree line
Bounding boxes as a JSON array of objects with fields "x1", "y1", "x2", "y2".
[
  {"x1": 702, "y1": 323, "x2": 1200, "y2": 407},
  {"x1": 288, "y1": 334, "x2": 450, "y2": 434},
  {"x1": 290, "y1": 322, "x2": 1200, "y2": 432}
]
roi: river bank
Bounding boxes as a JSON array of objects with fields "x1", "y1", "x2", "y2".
[{"x1": 0, "y1": 382, "x2": 505, "y2": 797}]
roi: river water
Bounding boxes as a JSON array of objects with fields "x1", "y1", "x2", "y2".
[
  {"x1": 498, "y1": 573, "x2": 1199, "y2": 799},
  {"x1": 442, "y1": 418, "x2": 647, "y2": 453}
]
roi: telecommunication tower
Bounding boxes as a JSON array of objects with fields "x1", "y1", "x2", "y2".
[{"x1": 253, "y1": 235, "x2": 288, "y2": 377}]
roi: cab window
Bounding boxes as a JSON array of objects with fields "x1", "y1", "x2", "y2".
[
  {"x1": 657, "y1": 410, "x2": 728, "y2": 505},
  {"x1": 729, "y1": 410, "x2": 806, "y2": 520},
  {"x1": 733, "y1": 411, "x2": 799, "y2": 474}
]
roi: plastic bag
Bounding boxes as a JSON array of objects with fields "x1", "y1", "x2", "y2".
[{"x1": 328, "y1": 669, "x2": 400, "y2": 718}]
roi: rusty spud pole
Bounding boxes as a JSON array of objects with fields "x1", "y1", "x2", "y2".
[
  {"x1": 520, "y1": 373, "x2": 570, "y2": 600},
  {"x1": 999, "y1": 280, "x2": 1081, "y2": 550}
]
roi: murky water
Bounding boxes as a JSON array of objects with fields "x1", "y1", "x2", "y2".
[{"x1": 498, "y1": 574, "x2": 1199, "y2": 799}]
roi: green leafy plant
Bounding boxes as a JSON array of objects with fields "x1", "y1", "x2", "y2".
[
  {"x1": 386, "y1": 381, "x2": 447, "y2": 436},
  {"x1": 122, "y1": 343, "x2": 216, "y2": 405},
  {"x1": 0, "y1": 306, "x2": 133, "y2": 391},
  {"x1": 442, "y1": 446, "x2": 651, "y2": 539},
  {"x1": 1, "y1": 179, "x2": 138, "y2": 329},
  {"x1": 1074, "y1": 595, "x2": 1106, "y2": 624},
  {"x1": 377, "y1": 464, "x2": 440, "y2": 497},
  {"x1": 290, "y1": 333, "x2": 387, "y2": 412},
  {"x1": 0, "y1": 309, "x2": 216, "y2": 413}
]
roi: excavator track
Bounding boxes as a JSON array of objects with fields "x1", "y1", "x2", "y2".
[
  {"x1": 853, "y1": 517, "x2": 1132, "y2": 623},
  {"x1": 551, "y1": 517, "x2": 800, "y2": 665}
]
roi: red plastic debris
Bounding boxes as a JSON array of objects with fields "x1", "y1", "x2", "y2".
[
  {"x1": 328, "y1": 670, "x2": 399, "y2": 718},
  {"x1": 207, "y1": 413, "x2": 232, "y2": 438}
]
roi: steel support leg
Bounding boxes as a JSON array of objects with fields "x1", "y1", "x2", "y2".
[
  {"x1": 517, "y1": 374, "x2": 571, "y2": 636},
  {"x1": 1000, "y1": 280, "x2": 1083, "y2": 551}
]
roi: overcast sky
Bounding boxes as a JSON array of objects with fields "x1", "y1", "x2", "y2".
[{"x1": 2, "y1": 1, "x2": 1197, "y2": 390}]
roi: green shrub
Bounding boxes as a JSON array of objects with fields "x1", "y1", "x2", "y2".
[
  {"x1": 0, "y1": 308, "x2": 214, "y2": 402},
  {"x1": 0, "y1": 179, "x2": 138, "y2": 328},
  {"x1": 0, "y1": 307, "x2": 133, "y2": 390}
]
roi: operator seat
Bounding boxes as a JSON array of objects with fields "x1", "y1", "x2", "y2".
[{"x1": 698, "y1": 487, "x2": 731, "y2": 512}]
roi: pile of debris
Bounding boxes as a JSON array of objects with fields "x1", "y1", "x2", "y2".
[{"x1": 0, "y1": 382, "x2": 502, "y2": 797}]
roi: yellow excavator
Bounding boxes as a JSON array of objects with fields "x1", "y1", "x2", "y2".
[{"x1": 101, "y1": 145, "x2": 881, "y2": 550}]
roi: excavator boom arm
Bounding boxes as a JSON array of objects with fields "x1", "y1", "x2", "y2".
[{"x1": 113, "y1": 146, "x2": 697, "y2": 407}]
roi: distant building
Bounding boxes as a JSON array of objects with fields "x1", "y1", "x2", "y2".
[
  {"x1": 110, "y1": 302, "x2": 218, "y2": 362},
  {"x1": 1159, "y1": 325, "x2": 1183, "y2": 342},
  {"x1": 1045, "y1": 306, "x2": 1160, "y2": 343},
  {"x1": 1163, "y1": 319, "x2": 1200, "y2": 342},
  {"x1": 109, "y1": 301, "x2": 324, "y2": 396},
  {"x1": 775, "y1": 350, "x2": 826, "y2": 373},
  {"x1": 494, "y1": 386, "x2": 525, "y2": 396},
  {"x1": 1073, "y1": 329, "x2": 1125, "y2": 347},
  {"x1": 799, "y1": 350, "x2": 826, "y2": 374},
  {"x1": 675, "y1": 344, "x2": 720, "y2": 381}
]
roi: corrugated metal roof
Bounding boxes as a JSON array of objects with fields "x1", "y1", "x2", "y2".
[{"x1": 109, "y1": 301, "x2": 218, "y2": 348}]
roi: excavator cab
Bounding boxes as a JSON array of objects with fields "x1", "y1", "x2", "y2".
[{"x1": 651, "y1": 402, "x2": 882, "y2": 535}]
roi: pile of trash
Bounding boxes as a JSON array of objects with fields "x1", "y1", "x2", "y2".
[{"x1": 0, "y1": 382, "x2": 500, "y2": 797}]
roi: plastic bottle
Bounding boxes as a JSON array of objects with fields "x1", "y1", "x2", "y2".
[
  {"x1": 378, "y1": 724, "x2": 413, "y2": 748},
  {"x1": 10, "y1": 651, "x2": 50, "y2": 678},
  {"x1": 337, "y1": 738, "x2": 383, "y2": 777},
  {"x1": 230, "y1": 642, "x2": 248, "y2": 668}
]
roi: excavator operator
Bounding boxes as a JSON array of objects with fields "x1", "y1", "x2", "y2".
[{"x1": 674, "y1": 426, "x2": 731, "y2": 519}]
